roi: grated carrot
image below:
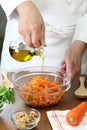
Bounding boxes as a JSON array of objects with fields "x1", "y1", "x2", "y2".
[{"x1": 20, "y1": 76, "x2": 65, "y2": 107}]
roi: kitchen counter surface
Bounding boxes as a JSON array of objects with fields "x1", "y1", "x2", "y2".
[{"x1": 0, "y1": 74, "x2": 87, "y2": 130}]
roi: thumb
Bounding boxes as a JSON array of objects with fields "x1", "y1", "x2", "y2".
[{"x1": 65, "y1": 60, "x2": 72, "y2": 81}]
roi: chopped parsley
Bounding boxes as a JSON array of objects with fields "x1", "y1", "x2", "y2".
[{"x1": 0, "y1": 86, "x2": 15, "y2": 106}]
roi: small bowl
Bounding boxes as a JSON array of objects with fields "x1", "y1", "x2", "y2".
[
  {"x1": 0, "y1": 102, "x2": 8, "y2": 113},
  {"x1": 11, "y1": 108, "x2": 40, "y2": 130},
  {"x1": 12, "y1": 66, "x2": 71, "y2": 107}
]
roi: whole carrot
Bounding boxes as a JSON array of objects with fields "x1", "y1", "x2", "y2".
[{"x1": 66, "y1": 102, "x2": 87, "y2": 126}]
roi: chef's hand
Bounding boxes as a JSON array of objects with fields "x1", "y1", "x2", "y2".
[
  {"x1": 61, "y1": 41, "x2": 87, "y2": 81},
  {"x1": 17, "y1": 1, "x2": 46, "y2": 48}
]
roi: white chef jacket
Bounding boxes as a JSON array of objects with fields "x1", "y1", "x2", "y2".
[{"x1": 0, "y1": 0, "x2": 87, "y2": 73}]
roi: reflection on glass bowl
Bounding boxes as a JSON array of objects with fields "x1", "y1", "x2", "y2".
[{"x1": 0, "y1": 102, "x2": 8, "y2": 113}]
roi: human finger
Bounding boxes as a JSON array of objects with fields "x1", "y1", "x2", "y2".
[
  {"x1": 61, "y1": 60, "x2": 66, "y2": 70},
  {"x1": 23, "y1": 31, "x2": 35, "y2": 48},
  {"x1": 40, "y1": 27, "x2": 46, "y2": 47},
  {"x1": 30, "y1": 26, "x2": 41, "y2": 47},
  {"x1": 64, "y1": 60, "x2": 73, "y2": 81}
]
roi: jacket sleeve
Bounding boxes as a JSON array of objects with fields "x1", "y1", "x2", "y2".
[
  {"x1": 0, "y1": 0, "x2": 31, "y2": 18},
  {"x1": 72, "y1": 13, "x2": 87, "y2": 44}
]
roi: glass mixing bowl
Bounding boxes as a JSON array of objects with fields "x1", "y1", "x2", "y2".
[{"x1": 12, "y1": 66, "x2": 71, "y2": 108}]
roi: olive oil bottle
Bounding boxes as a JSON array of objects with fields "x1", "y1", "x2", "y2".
[
  {"x1": 9, "y1": 42, "x2": 45, "y2": 66},
  {"x1": 9, "y1": 46, "x2": 45, "y2": 62}
]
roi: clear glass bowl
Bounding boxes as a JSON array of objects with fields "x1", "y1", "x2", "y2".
[
  {"x1": 12, "y1": 66, "x2": 71, "y2": 108},
  {"x1": 11, "y1": 108, "x2": 40, "y2": 130}
]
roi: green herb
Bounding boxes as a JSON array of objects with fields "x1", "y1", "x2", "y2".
[{"x1": 0, "y1": 86, "x2": 15, "y2": 105}]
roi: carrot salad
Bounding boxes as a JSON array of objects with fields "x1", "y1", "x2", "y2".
[{"x1": 20, "y1": 76, "x2": 65, "y2": 107}]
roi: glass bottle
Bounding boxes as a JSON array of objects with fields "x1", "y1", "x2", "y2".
[{"x1": 9, "y1": 37, "x2": 45, "y2": 63}]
